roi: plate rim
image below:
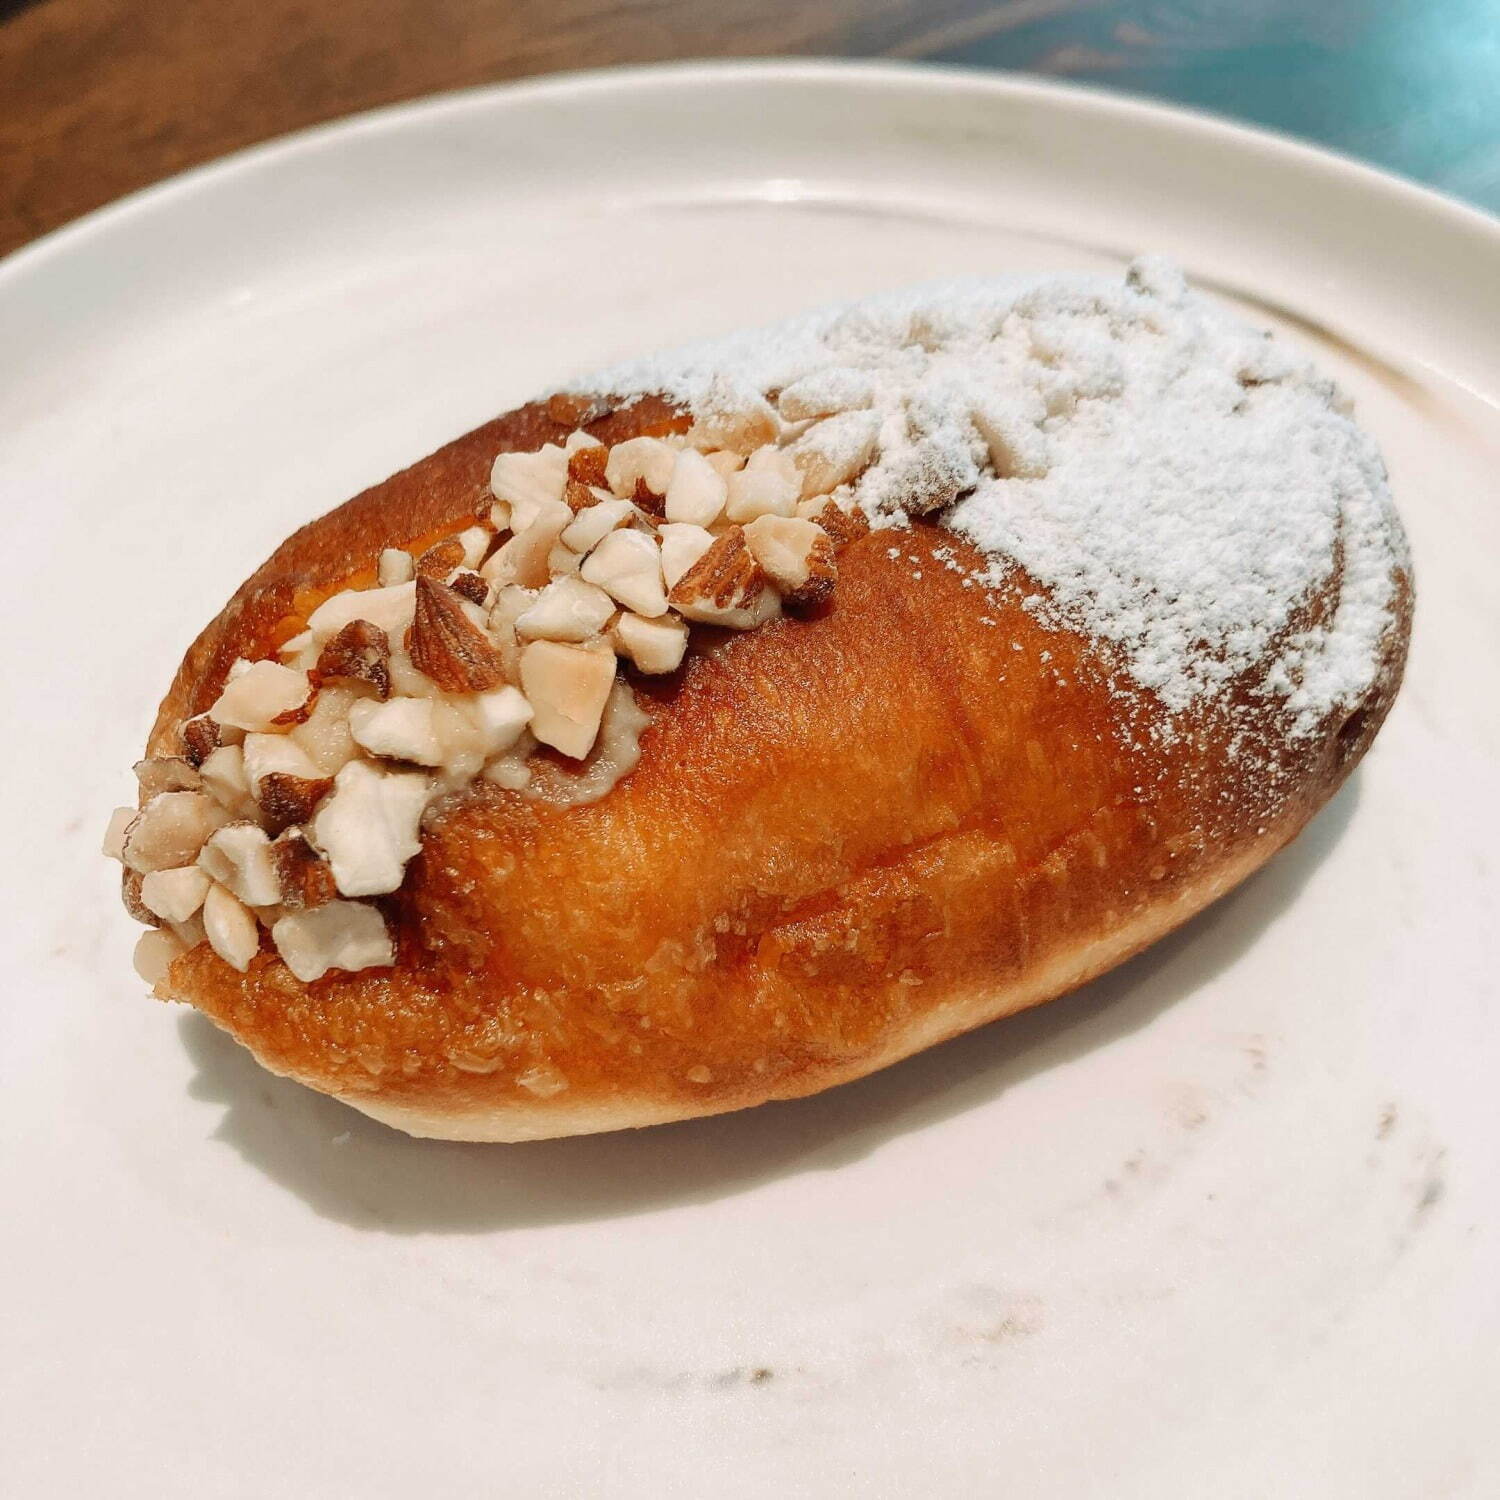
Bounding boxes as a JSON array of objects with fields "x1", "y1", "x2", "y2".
[{"x1": 3, "y1": 57, "x2": 1499, "y2": 293}]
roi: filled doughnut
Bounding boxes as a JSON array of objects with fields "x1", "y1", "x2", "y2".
[{"x1": 104, "y1": 260, "x2": 1412, "y2": 1140}]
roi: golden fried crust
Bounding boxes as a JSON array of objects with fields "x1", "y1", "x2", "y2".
[{"x1": 151, "y1": 401, "x2": 1412, "y2": 1140}]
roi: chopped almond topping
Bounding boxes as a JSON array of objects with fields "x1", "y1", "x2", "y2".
[
  {"x1": 203, "y1": 882, "x2": 260, "y2": 972},
  {"x1": 561, "y1": 498, "x2": 634, "y2": 555},
  {"x1": 516, "y1": 576, "x2": 616, "y2": 643},
  {"x1": 272, "y1": 829, "x2": 338, "y2": 911},
  {"x1": 307, "y1": 581, "x2": 415, "y2": 644},
  {"x1": 520, "y1": 640, "x2": 616, "y2": 760},
  {"x1": 809, "y1": 497, "x2": 871, "y2": 547},
  {"x1": 788, "y1": 410, "x2": 880, "y2": 496},
  {"x1": 133, "y1": 928, "x2": 188, "y2": 987},
  {"x1": 180, "y1": 715, "x2": 221, "y2": 766},
  {"x1": 377, "y1": 547, "x2": 415, "y2": 587},
  {"x1": 209, "y1": 660, "x2": 314, "y2": 733},
  {"x1": 605, "y1": 436, "x2": 678, "y2": 502},
  {"x1": 449, "y1": 570, "x2": 490, "y2": 606},
  {"x1": 122, "y1": 791, "x2": 229, "y2": 874},
  {"x1": 198, "y1": 744, "x2": 258, "y2": 819},
  {"x1": 614, "y1": 612, "x2": 689, "y2": 674},
  {"x1": 664, "y1": 447, "x2": 728, "y2": 527},
  {"x1": 471, "y1": 685, "x2": 533, "y2": 757},
  {"x1": 407, "y1": 576, "x2": 508, "y2": 693},
  {"x1": 416, "y1": 537, "x2": 466, "y2": 579},
  {"x1": 242, "y1": 732, "x2": 323, "y2": 793},
  {"x1": 490, "y1": 446, "x2": 568, "y2": 518},
  {"x1": 140, "y1": 865, "x2": 212, "y2": 925},
  {"x1": 668, "y1": 526, "x2": 776, "y2": 628},
  {"x1": 348, "y1": 696, "x2": 446, "y2": 766},
  {"x1": 313, "y1": 760, "x2": 431, "y2": 897},
  {"x1": 546, "y1": 392, "x2": 611, "y2": 427},
  {"x1": 315, "y1": 618, "x2": 391, "y2": 700},
  {"x1": 658, "y1": 522, "x2": 716, "y2": 590},
  {"x1": 481, "y1": 499, "x2": 572, "y2": 589},
  {"x1": 258, "y1": 772, "x2": 335, "y2": 837},
  {"x1": 686, "y1": 378, "x2": 779, "y2": 450},
  {"x1": 272, "y1": 900, "x2": 395, "y2": 983},
  {"x1": 580, "y1": 529, "x2": 668, "y2": 618},
  {"x1": 743, "y1": 515, "x2": 837, "y2": 607},
  {"x1": 455, "y1": 526, "x2": 491, "y2": 569},
  {"x1": 134, "y1": 756, "x2": 202, "y2": 800},
  {"x1": 724, "y1": 445, "x2": 801, "y2": 523},
  {"x1": 567, "y1": 444, "x2": 609, "y2": 489},
  {"x1": 121, "y1": 868, "x2": 159, "y2": 926},
  {"x1": 198, "y1": 823, "x2": 282, "y2": 908},
  {"x1": 102, "y1": 805, "x2": 136, "y2": 860},
  {"x1": 116, "y1": 413, "x2": 873, "y2": 981}
]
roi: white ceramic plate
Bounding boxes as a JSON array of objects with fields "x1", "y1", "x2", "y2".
[{"x1": 3, "y1": 61, "x2": 1497, "y2": 1499}]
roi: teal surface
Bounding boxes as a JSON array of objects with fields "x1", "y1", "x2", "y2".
[{"x1": 938, "y1": 0, "x2": 1500, "y2": 211}]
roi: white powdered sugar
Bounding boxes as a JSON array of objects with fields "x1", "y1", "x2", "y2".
[{"x1": 573, "y1": 259, "x2": 1408, "y2": 735}]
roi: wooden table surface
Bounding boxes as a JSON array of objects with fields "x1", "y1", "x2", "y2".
[{"x1": 1, "y1": 0, "x2": 1497, "y2": 258}]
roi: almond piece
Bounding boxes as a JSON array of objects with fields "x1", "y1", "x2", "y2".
[
  {"x1": 257, "y1": 772, "x2": 335, "y2": 837},
  {"x1": 312, "y1": 760, "x2": 431, "y2": 897},
  {"x1": 122, "y1": 791, "x2": 230, "y2": 874},
  {"x1": 449, "y1": 570, "x2": 490, "y2": 606},
  {"x1": 407, "y1": 576, "x2": 507, "y2": 693},
  {"x1": 686, "y1": 378, "x2": 779, "y2": 451},
  {"x1": 809, "y1": 497, "x2": 871, "y2": 548},
  {"x1": 121, "y1": 868, "x2": 159, "y2": 926},
  {"x1": 272, "y1": 901, "x2": 395, "y2": 983},
  {"x1": 658, "y1": 522, "x2": 716, "y2": 590},
  {"x1": 133, "y1": 755, "x2": 202, "y2": 802},
  {"x1": 560, "y1": 499, "x2": 634, "y2": 555},
  {"x1": 288, "y1": 684, "x2": 364, "y2": 775},
  {"x1": 480, "y1": 499, "x2": 572, "y2": 589},
  {"x1": 242, "y1": 732, "x2": 323, "y2": 794},
  {"x1": 272, "y1": 829, "x2": 338, "y2": 911},
  {"x1": 133, "y1": 928, "x2": 188, "y2": 987},
  {"x1": 613, "y1": 612, "x2": 689, "y2": 674},
  {"x1": 347, "y1": 696, "x2": 446, "y2": 766},
  {"x1": 667, "y1": 526, "x2": 779, "y2": 628},
  {"x1": 547, "y1": 543, "x2": 583, "y2": 577},
  {"x1": 788, "y1": 410, "x2": 880, "y2": 497},
  {"x1": 490, "y1": 445, "x2": 568, "y2": 521},
  {"x1": 743, "y1": 515, "x2": 837, "y2": 607},
  {"x1": 102, "y1": 805, "x2": 136, "y2": 860},
  {"x1": 564, "y1": 427, "x2": 605, "y2": 453},
  {"x1": 664, "y1": 447, "x2": 728, "y2": 527},
  {"x1": 203, "y1": 881, "x2": 261, "y2": 972},
  {"x1": 515, "y1": 576, "x2": 616, "y2": 643},
  {"x1": 455, "y1": 525, "x2": 492, "y2": 570},
  {"x1": 776, "y1": 369, "x2": 877, "y2": 422},
  {"x1": 140, "y1": 865, "x2": 212, "y2": 925},
  {"x1": 546, "y1": 393, "x2": 612, "y2": 427},
  {"x1": 315, "y1": 618, "x2": 391, "y2": 700},
  {"x1": 307, "y1": 582, "x2": 415, "y2": 644},
  {"x1": 567, "y1": 443, "x2": 609, "y2": 489},
  {"x1": 724, "y1": 445, "x2": 801, "y2": 523},
  {"x1": 377, "y1": 547, "x2": 416, "y2": 587},
  {"x1": 198, "y1": 823, "x2": 282, "y2": 907},
  {"x1": 703, "y1": 450, "x2": 745, "y2": 479},
  {"x1": 580, "y1": 529, "x2": 668, "y2": 618},
  {"x1": 470, "y1": 685, "x2": 533, "y2": 756},
  {"x1": 416, "y1": 537, "x2": 466, "y2": 579},
  {"x1": 605, "y1": 436, "x2": 678, "y2": 502},
  {"x1": 180, "y1": 715, "x2": 222, "y2": 766},
  {"x1": 208, "y1": 660, "x2": 314, "y2": 733},
  {"x1": 519, "y1": 640, "x2": 617, "y2": 760},
  {"x1": 198, "y1": 743, "x2": 258, "y2": 819}
]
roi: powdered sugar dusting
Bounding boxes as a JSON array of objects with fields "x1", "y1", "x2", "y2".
[{"x1": 573, "y1": 259, "x2": 1408, "y2": 735}]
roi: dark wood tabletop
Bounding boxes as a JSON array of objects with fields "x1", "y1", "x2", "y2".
[{"x1": 2, "y1": 0, "x2": 1497, "y2": 259}]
